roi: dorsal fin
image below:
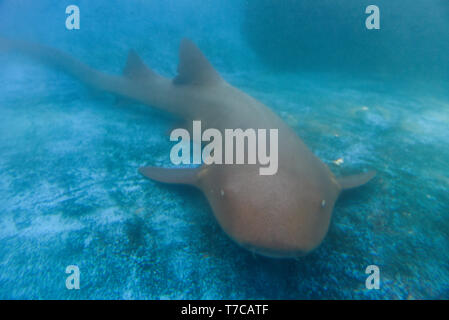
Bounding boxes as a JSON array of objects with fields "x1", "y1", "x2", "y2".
[
  {"x1": 173, "y1": 38, "x2": 222, "y2": 86},
  {"x1": 123, "y1": 49, "x2": 157, "y2": 80}
]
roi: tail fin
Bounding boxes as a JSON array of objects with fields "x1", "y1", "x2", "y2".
[
  {"x1": 0, "y1": 37, "x2": 181, "y2": 114},
  {"x1": 337, "y1": 170, "x2": 376, "y2": 191},
  {"x1": 1, "y1": 37, "x2": 99, "y2": 82},
  {"x1": 0, "y1": 37, "x2": 154, "y2": 102},
  {"x1": 139, "y1": 166, "x2": 201, "y2": 187}
]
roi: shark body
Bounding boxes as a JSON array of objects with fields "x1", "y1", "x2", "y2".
[{"x1": 1, "y1": 37, "x2": 376, "y2": 258}]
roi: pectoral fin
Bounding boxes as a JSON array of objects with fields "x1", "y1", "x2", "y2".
[
  {"x1": 139, "y1": 166, "x2": 201, "y2": 187},
  {"x1": 337, "y1": 170, "x2": 376, "y2": 190}
]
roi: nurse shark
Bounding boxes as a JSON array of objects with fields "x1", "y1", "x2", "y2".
[{"x1": 0, "y1": 37, "x2": 376, "y2": 258}]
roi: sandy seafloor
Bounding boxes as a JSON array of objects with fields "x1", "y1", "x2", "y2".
[{"x1": 0, "y1": 0, "x2": 448, "y2": 299}]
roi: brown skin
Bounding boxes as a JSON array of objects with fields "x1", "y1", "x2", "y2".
[
  {"x1": 1, "y1": 37, "x2": 375, "y2": 258},
  {"x1": 164, "y1": 78, "x2": 345, "y2": 257},
  {"x1": 197, "y1": 164, "x2": 341, "y2": 258},
  {"x1": 191, "y1": 93, "x2": 342, "y2": 257}
]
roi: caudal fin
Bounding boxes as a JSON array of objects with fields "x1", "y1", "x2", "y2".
[
  {"x1": 139, "y1": 166, "x2": 201, "y2": 187},
  {"x1": 337, "y1": 170, "x2": 376, "y2": 191},
  {"x1": 1, "y1": 37, "x2": 183, "y2": 115}
]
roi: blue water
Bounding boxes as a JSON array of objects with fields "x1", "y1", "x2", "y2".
[{"x1": 0, "y1": 0, "x2": 448, "y2": 299}]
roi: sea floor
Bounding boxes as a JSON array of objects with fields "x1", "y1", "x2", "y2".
[{"x1": 0, "y1": 58, "x2": 448, "y2": 299}]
